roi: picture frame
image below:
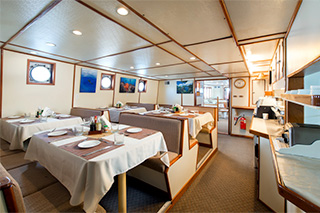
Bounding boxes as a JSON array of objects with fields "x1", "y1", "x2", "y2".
[
  {"x1": 119, "y1": 77, "x2": 136, "y2": 93},
  {"x1": 177, "y1": 80, "x2": 193, "y2": 94},
  {"x1": 80, "y1": 68, "x2": 97, "y2": 93}
]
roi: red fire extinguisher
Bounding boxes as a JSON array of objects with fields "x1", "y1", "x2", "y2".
[
  {"x1": 240, "y1": 116, "x2": 246, "y2": 130},
  {"x1": 234, "y1": 114, "x2": 246, "y2": 130}
]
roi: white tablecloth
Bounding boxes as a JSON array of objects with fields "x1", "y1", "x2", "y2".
[
  {"x1": 163, "y1": 112, "x2": 214, "y2": 137},
  {"x1": 108, "y1": 107, "x2": 147, "y2": 122},
  {"x1": 0, "y1": 117, "x2": 83, "y2": 150},
  {"x1": 24, "y1": 126, "x2": 168, "y2": 212},
  {"x1": 188, "y1": 112, "x2": 214, "y2": 137}
]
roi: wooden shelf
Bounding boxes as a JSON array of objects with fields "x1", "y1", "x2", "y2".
[{"x1": 281, "y1": 94, "x2": 320, "y2": 107}]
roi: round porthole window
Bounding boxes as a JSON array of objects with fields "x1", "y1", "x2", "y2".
[
  {"x1": 30, "y1": 66, "x2": 51, "y2": 82},
  {"x1": 138, "y1": 81, "x2": 145, "y2": 92},
  {"x1": 101, "y1": 76, "x2": 112, "y2": 89}
]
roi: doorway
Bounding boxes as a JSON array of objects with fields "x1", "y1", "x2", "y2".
[{"x1": 195, "y1": 80, "x2": 230, "y2": 134}]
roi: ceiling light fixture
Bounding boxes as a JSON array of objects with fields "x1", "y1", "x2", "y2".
[
  {"x1": 190, "y1": 57, "x2": 196, "y2": 60},
  {"x1": 130, "y1": 66, "x2": 134, "y2": 69},
  {"x1": 30, "y1": 51, "x2": 37, "y2": 54},
  {"x1": 156, "y1": 62, "x2": 160, "y2": 66},
  {"x1": 46, "y1": 42, "x2": 56, "y2": 47},
  {"x1": 72, "y1": 30, "x2": 82, "y2": 35},
  {"x1": 117, "y1": 7, "x2": 129, "y2": 16},
  {"x1": 256, "y1": 73, "x2": 267, "y2": 80}
]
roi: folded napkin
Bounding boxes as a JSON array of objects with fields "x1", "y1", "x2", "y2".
[
  {"x1": 101, "y1": 114, "x2": 111, "y2": 128},
  {"x1": 278, "y1": 140, "x2": 320, "y2": 159},
  {"x1": 41, "y1": 107, "x2": 53, "y2": 116}
]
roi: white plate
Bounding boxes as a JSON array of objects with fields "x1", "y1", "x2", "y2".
[
  {"x1": 58, "y1": 114, "x2": 71, "y2": 118},
  {"x1": 78, "y1": 140, "x2": 101, "y2": 148},
  {"x1": 48, "y1": 130, "x2": 68, "y2": 137},
  {"x1": 126, "y1": 128, "x2": 142, "y2": 133},
  {"x1": 8, "y1": 115, "x2": 21, "y2": 119},
  {"x1": 20, "y1": 119, "x2": 35, "y2": 123}
]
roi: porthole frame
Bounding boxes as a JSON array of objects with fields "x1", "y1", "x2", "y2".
[
  {"x1": 138, "y1": 79, "x2": 147, "y2": 93},
  {"x1": 27, "y1": 59, "x2": 55, "y2": 85},
  {"x1": 100, "y1": 73, "x2": 115, "y2": 90}
]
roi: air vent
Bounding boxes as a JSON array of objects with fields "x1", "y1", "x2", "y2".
[{"x1": 165, "y1": 81, "x2": 170, "y2": 85}]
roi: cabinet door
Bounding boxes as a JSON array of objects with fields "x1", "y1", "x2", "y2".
[{"x1": 259, "y1": 137, "x2": 284, "y2": 212}]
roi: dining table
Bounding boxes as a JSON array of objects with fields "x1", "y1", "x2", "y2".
[
  {"x1": 24, "y1": 124, "x2": 169, "y2": 213},
  {"x1": 0, "y1": 115, "x2": 83, "y2": 150},
  {"x1": 107, "y1": 107, "x2": 147, "y2": 123},
  {"x1": 143, "y1": 110, "x2": 214, "y2": 138}
]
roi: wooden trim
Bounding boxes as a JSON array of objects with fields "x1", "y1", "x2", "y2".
[
  {"x1": 285, "y1": 0, "x2": 303, "y2": 39},
  {"x1": 100, "y1": 73, "x2": 115, "y2": 90},
  {"x1": 232, "y1": 106, "x2": 255, "y2": 110},
  {"x1": 0, "y1": 177, "x2": 19, "y2": 212},
  {"x1": 156, "y1": 81, "x2": 160, "y2": 105},
  {"x1": 287, "y1": 55, "x2": 320, "y2": 78},
  {"x1": 239, "y1": 37, "x2": 283, "y2": 46},
  {"x1": 219, "y1": 0, "x2": 250, "y2": 76},
  {"x1": 270, "y1": 39, "x2": 281, "y2": 67},
  {"x1": 183, "y1": 36, "x2": 233, "y2": 47},
  {"x1": 112, "y1": 73, "x2": 116, "y2": 107},
  {"x1": 72, "y1": 65, "x2": 76, "y2": 108},
  {"x1": 181, "y1": 79, "x2": 183, "y2": 105},
  {"x1": 26, "y1": 59, "x2": 56, "y2": 85},
  {"x1": 238, "y1": 32, "x2": 286, "y2": 43},
  {"x1": 269, "y1": 137, "x2": 320, "y2": 212},
  {"x1": 1, "y1": 0, "x2": 62, "y2": 49},
  {"x1": 0, "y1": 49, "x2": 3, "y2": 118}
]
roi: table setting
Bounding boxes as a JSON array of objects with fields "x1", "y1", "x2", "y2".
[{"x1": 24, "y1": 123, "x2": 169, "y2": 212}]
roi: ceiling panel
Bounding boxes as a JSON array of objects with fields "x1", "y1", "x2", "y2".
[
  {"x1": 157, "y1": 72, "x2": 211, "y2": 80},
  {"x1": 11, "y1": 0, "x2": 151, "y2": 61},
  {"x1": 189, "y1": 61, "x2": 216, "y2": 72},
  {"x1": 5, "y1": 44, "x2": 81, "y2": 64},
  {"x1": 90, "y1": 46, "x2": 183, "y2": 71},
  {"x1": 225, "y1": 0, "x2": 299, "y2": 40},
  {"x1": 212, "y1": 61, "x2": 248, "y2": 73},
  {"x1": 126, "y1": 0, "x2": 231, "y2": 44},
  {"x1": 225, "y1": 73, "x2": 250, "y2": 78},
  {"x1": 186, "y1": 38, "x2": 243, "y2": 64},
  {"x1": 0, "y1": 0, "x2": 52, "y2": 41},
  {"x1": 243, "y1": 40, "x2": 278, "y2": 61},
  {"x1": 158, "y1": 42, "x2": 196, "y2": 62},
  {"x1": 131, "y1": 63, "x2": 200, "y2": 76},
  {"x1": 82, "y1": 0, "x2": 169, "y2": 44}
]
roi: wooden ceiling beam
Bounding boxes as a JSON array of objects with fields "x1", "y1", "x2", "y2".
[
  {"x1": 238, "y1": 32, "x2": 286, "y2": 43},
  {"x1": 1, "y1": 0, "x2": 62, "y2": 49},
  {"x1": 218, "y1": 0, "x2": 250, "y2": 76},
  {"x1": 117, "y1": 0, "x2": 226, "y2": 78}
]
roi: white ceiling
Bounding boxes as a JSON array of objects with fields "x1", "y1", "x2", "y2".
[{"x1": 0, "y1": 0, "x2": 300, "y2": 80}]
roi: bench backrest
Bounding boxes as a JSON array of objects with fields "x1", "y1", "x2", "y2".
[
  {"x1": 119, "y1": 113, "x2": 182, "y2": 154},
  {"x1": 70, "y1": 107, "x2": 103, "y2": 119},
  {"x1": 125, "y1": 102, "x2": 156, "y2": 111}
]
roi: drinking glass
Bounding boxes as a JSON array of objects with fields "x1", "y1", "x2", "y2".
[
  {"x1": 114, "y1": 132, "x2": 124, "y2": 145},
  {"x1": 111, "y1": 123, "x2": 119, "y2": 133},
  {"x1": 73, "y1": 126, "x2": 83, "y2": 136}
]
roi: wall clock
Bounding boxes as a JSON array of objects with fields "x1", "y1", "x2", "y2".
[{"x1": 234, "y1": 78, "x2": 246, "y2": 89}]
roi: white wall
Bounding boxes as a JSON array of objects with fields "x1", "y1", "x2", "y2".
[
  {"x1": 158, "y1": 80, "x2": 181, "y2": 105},
  {"x1": 2, "y1": 50, "x2": 73, "y2": 117},
  {"x1": 286, "y1": 0, "x2": 320, "y2": 75},
  {"x1": 73, "y1": 66, "x2": 114, "y2": 108},
  {"x1": 231, "y1": 77, "x2": 249, "y2": 107},
  {"x1": 140, "y1": 79, "x2": 159, "y2": 104}
]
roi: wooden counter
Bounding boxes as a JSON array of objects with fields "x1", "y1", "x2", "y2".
[{"x1": 249, "y1": 117, "x2": 284, "y2": 138}]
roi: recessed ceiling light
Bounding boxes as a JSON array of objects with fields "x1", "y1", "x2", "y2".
[
  {"x1": 72, "y1": 30, "x2": 82, "y2": 35},
  {"x1": 46, "y1": 42, "x2": 56, "y2": 47},
  {"x1": 165, "y1": 75, "x2": 168, "y2": 77},
  {"x1": 117, "y1": 7, "x2": 129, "y2": 16},
  {"x1": 156, "y1": 62, "x2": 160, "y2": 66},
  {"x1": 130, "y1": 66, "x2": 134, "y2": 69},
  {"x1": 30, "y1": 51, "x2": 37, "y2": 54},
  {"x1": 190, "y1": 57, "x2": 196, "y2": 60}
]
